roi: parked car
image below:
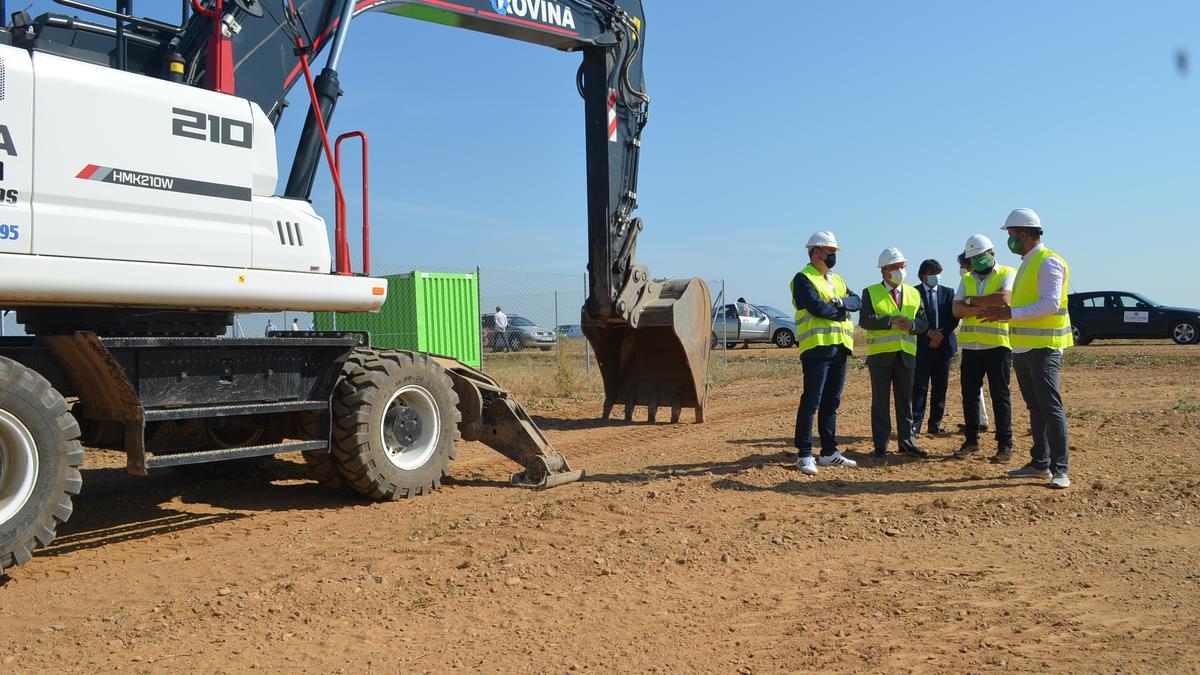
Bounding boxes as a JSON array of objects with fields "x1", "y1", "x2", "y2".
[
  {"x1": 556, "y1": 324, "x2": 585, "y2": 339},
  {"x1": 1067, "y1": 291, "x2": 1200, "y2": 345},
  {"x1": 711, "y1": 301, "x2": 797, "y2": 348},
  {"x1": 481, "y1": 313, "x2": 558, "y2": 351}
]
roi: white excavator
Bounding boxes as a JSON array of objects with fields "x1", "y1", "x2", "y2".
[{"x1": 0, "y1": 0, "x2": 711, "y2": 574}]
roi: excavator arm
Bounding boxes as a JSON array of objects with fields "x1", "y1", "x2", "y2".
[{"x1": 176, "y1": 0, "x2": 710, "y2": 421}]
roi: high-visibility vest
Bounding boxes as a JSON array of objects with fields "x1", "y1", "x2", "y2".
[
  {"x1": 1010, "y1": 247, "x2": 1073, "y2": 350},
  {"x1": 864, "y1": 282, "x2": 920, "y2": 356},
  {"x1": 791, "y1": 264, "x2": 855, "y2": 355},
  {"x1": 959, "y1": 265, "x2": 1016, "y2": 350}
]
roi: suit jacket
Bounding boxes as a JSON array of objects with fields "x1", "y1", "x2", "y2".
[
  {"x1": 858, "y1": 283, "x2": 929, "y2": 368},
  {"x1": 915, "y1": 284, "x2": 958, "y2": 357}
]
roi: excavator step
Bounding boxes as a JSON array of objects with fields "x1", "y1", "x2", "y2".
[
  {"x1": 143, "y1": 400, "x2": 327, "y2": 422},
  {"x1": 146, "y1": 439, "x2": 326, "y2": 468}
]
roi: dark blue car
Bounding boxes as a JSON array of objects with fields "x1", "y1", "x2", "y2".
[{"x1": 1067, "y1": 291, "x2": 1200, "y2": 345}]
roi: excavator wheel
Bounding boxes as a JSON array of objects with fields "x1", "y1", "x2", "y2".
[
  {"x1": 0, "y1": 356, "x2": 83, "y2": 574},
  {"x1": 299, "y1": 401, "x2": 352, "y2": 495},
  {"x1": 329, "y1": 349, "x2": 461, "y2": 500}
]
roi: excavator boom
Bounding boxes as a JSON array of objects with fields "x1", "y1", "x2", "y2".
[{"x1": 177, "y1": 0, "x2": 711, "y2": 422}]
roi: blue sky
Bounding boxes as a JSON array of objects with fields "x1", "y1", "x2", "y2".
[{"x1": 18, "y1": 1, "x2": 1200, "y2": 313}]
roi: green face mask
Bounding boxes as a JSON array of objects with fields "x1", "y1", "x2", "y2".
[
  {"x1": 971, "y1": 254, "x2": 994, "y2": 274},
  {"x1": 1007, "y1": 233, "x2": 1024, "y2": 254}
]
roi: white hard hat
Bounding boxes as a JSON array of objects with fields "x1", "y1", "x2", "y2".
[
  {"x1": 963, "y1": 234, "x2": 994, "y2": 258},
  {"x1": 877, "y1": 247, "x2": 906, "y2": 268},
  {"x1": 805, "y1": 230, "x2": 839, "y2": 250},
  {"x1": 1003, "y1": 208, "x2": 1041, "y2": 231}
]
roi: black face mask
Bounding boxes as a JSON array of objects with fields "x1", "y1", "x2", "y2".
[{"x1": 823, "y1": 253, "x2": 837, "y2": 269}]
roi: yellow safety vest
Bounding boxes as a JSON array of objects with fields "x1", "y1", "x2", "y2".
[
  {"x1": 864, "y1": 282, "x2": 920, "y2": 356},
  {"x1": 1010, "y1": 247, "x2": 1073, "y2": 350},
  {"x1": 791, "y1": 264, "x2": 855, "y2": 355},
  {"x1": 959, "y1": 265, "x2": 1016, "y2": 350}
]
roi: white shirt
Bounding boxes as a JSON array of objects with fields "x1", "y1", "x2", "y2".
[
  {"x1": 955, "y1": 267, "x2": 1015, "y2": 351},
  {"x1": 1009, "y1": 243, "x2": 1067, "y2": 354},
  {"x1": 494, "y1": 311, "x2": 509, "y2": 331}
]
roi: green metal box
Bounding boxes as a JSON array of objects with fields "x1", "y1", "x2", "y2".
[{"x1": 314, "y1": 271, "x2": 481, "y2": 368}]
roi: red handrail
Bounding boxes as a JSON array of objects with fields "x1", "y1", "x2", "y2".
[
  {"x1": 190, "y1": 0, "x2": 234, "y2": 94},
  {"x1": 335, "y1": 131, "x2": 370, "y2": 276}
]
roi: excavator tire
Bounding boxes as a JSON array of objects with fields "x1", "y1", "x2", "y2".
[
  {"x1": 299, "y1": 410, "x2": 352, "y2": 495},
  {"x1": 0, "y1": 356, "x2": 83, "y2": 574},
  {"x1": 330, "y1": 349, "x2": 461, "y2": 500}
]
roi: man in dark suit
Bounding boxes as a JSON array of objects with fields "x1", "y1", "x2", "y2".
[
  {"x1": 912, "y1": 259, "x2": 959, "y2": 436},
  {"x1": 860, "y1": 247, "x2": 930, "y2": 459}
]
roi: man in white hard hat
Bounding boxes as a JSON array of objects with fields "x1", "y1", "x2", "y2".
[
  {"x1": 957, "y1": 253, "x2": 991, "y2": 433},
  {"x1": 859, "y1": 247, "x2": 929, "y2": 459},
  {"x1": 951, "y1": 234, "x2": 1016, "y2": 463},
  {"x1": 790, "y1": 230, "x2": 862, "y2": 475},
  {"x1": 979, "y1": 208, "x2": 1074, "y2": 489}
]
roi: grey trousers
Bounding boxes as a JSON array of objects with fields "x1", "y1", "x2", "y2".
[
  {"x1": 1013, "y1": 348, "x2": 1070, "y2": 474},
  {"x1": 869, "y1": 362, "x2": 917, "y2": 454}
]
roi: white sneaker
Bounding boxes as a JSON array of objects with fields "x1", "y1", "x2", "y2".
[
  {"x1": 1050, "y1": 473, "x2": 1070, "y2": 489},
  {"x1": 817, "y1": 451, "x2": 857, "y2": 468},
  {"x1": 797, "y1": 456, "x2": 818, "y2": 475}
]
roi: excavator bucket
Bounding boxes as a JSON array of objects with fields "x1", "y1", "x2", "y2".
[{"x1": 583, "y1": 277, "x2": 712, "y2": 423}]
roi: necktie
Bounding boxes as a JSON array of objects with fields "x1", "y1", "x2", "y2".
[
  {"x1": 928, "y1": 287, "x2": 938, "y2": 328},
  {"x1": 892, "y1": 287, "x2": 901, "y2": 309}
]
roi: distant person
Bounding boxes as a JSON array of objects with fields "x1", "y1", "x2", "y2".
[
  {"x1": 860, "y1": 247, "x2": 928, "y2": 459},
  {"x1": 953, "y1": 235, "x2": 1015, "y2": 462},
  {"x1": 979, "y1": 208, "x2": 1074, "y2": 489},
  {"x1": 912, "y1": 258, "x2": 958, "y2": 437},
  {"x1": 290, "y1": 318, "x2": 300, "y2": 331},
  {"x1": 736, "y1": 297, "x2": 752, "y2": 317},
  {"x1": 790, "y1": 230, "x2": 861, "y2": 476},
  {"x1": 493, "y1": 306, "x2": 509, "y2": 351},
  {"x1": 264, "y1": 319, "x2": 276, "y2": 336},
  {"x1": 957, "y1": 252, "x2": 990, "y2": 434}
]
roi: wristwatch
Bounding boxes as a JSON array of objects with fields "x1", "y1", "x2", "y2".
[{"x1": 965, "y1": 296, "x2": 973, "y2": 306}]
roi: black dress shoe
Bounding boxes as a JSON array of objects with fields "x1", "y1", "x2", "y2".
[
  {"x1": 900, "y1": 445, "x2": 929, "y2": 459},
  {"x1": 927, "y1": 426, "x2": 950, "y2": 437}
]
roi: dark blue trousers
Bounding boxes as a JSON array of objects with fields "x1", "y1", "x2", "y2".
[
  {"x1": 794, "y1": 347, "x2": 848, "y2": 458},
  {"x1": 912, "y1": 349, "x2": 953, "y2": 433}
]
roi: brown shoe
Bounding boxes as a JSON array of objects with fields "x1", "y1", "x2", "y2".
[
  {"x1": 989, "y1": 445, "x2": 1013, "y2": 464},
  {"x1": 952, "y1": 442, "x2": 979, "y2": 460}
]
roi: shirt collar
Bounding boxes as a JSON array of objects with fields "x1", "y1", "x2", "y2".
[{"x1": 1021, "y1": 242, "x2": 1046, "y2": 263}]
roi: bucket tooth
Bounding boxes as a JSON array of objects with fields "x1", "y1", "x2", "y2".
[
  {"x1": 670, "y1": 399, "x2": 682, "y2": 424},
  {"x1": 583, "y1": 277, "x2": 712, "y2": 424}
]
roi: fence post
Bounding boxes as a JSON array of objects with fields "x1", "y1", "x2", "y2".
[
  {"x1": 555, "y1": 289, "x2": 562, "y2": 367},
  {"x1": 722, "y1": 279, "x2": 728, "y2": 365}
]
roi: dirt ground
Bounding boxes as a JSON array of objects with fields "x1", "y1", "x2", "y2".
[{"x1": 1, "y1": 342, "x2": 1198, "y2": 673}]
